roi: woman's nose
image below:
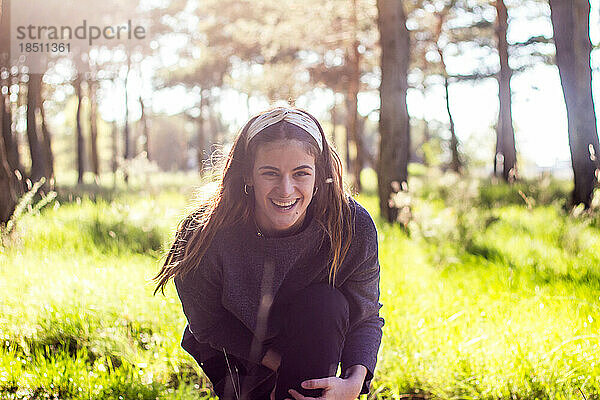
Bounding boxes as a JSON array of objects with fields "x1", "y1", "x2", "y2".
[{"x1": 279, "y1": 175, "x2": 294, "y2": 196}]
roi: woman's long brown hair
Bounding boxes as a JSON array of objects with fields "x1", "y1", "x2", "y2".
[{"x1": 153, "y1": 107, "x2": 353, "y2": 295}]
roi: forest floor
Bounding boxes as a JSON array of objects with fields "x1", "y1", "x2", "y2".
[{"x1": 1, "y1": 169, "x2": 599, "y2": 399}]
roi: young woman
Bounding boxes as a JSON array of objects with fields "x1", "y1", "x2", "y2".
[{"x1": 153, "y1": 107, "x2": 384, "y2": 400}]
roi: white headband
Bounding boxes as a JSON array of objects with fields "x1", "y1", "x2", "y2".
[{"x1": 246, "y1": 108, "x2": 323, "y2": 152}]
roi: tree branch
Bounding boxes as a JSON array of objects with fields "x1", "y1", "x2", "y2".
[
  {"x1": 448, "y1": 71, "x2": 497, "y2": 82},
  {"x1": 512, "y1": 35, "x2": 553, "y2": 47}
]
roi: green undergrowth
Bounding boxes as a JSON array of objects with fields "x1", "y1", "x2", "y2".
[
  {"x1": 1, "y1": 189, "x2": 208, "y2": 400},
  {"x1": 356, "y1": 171, "x2": 600, "y2": 400},
  {"x1": 2, "y1": 171, "x2": 600, "y2": 399}
]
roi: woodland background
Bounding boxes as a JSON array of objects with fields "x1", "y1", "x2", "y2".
[{"x1": 1, "y1": 0, "x2": 600, "y2": 399}]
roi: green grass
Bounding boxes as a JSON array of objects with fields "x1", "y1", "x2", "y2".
[
  {"x1": 372, "y1": 212, "x2": 600, "y2": 399},
  {"x1": 1, "y1": 171, "x2": 599, "y2": 399}
]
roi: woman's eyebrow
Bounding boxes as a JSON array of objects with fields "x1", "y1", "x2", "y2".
[
  {"x1": 258, "y1": 165, "x2": 314, "y2": 171},
  {"x1": 293, "y1": 165, "x2": 314, "y2": 171}
]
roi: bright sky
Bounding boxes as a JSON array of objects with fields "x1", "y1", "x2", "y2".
[{"x1": 99, "y1": 0, "x2": 600, "y2": 171}]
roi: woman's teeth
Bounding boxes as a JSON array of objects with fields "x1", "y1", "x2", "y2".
[{"x1": 271, "y1": 199, "x2": 298, "y2": 210}]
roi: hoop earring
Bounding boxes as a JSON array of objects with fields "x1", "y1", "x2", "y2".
[{"x1": 244, "y1": 184, "x2": 250, "y2": 195}]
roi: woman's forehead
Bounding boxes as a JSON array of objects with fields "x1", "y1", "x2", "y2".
[{"x1": 254, "y1": 140, "x2": 316, "y2": 166}]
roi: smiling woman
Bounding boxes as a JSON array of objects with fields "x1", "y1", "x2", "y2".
[
  {"x1": 153, "y1": 107, "x2": 384, "y2": 400},
  {"x1": 249, "y1": 140, "x2": 316, "y2": 236}
]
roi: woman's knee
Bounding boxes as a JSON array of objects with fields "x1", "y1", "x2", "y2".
[{"x1": 286, "y1": 283, "x2": 349, "y2": 327}]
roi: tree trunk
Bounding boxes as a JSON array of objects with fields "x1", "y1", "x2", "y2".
[
  {"x1": 344, "y1": 105, "x2": 351, "y2": 173},
  {"x1": 139, "y1": 95, "x2": 149, "y2": 159},
  {"x1": 74, "y1": 75, "x2": 85, "y2": 184},
  {"x1": 38, "y1": 79, "x2": 54, "y2": 186},
  {"x1": 358, "y1": 114, "x2": 375, "y2": 168},
  {"x1": 444, "y1": 76, "x2": 461, "y2": 173},
  {"x1": 376, "y1": 0, "x2": 410, "y2": 222},
  {"x1": 1, "y1": 29, "x2": 20, "y2": 178},
  {"x1": 209, "y1": 101, "x2": 222, "y2": 145},
  {"x1": 112, "y1": 119, "x2": 118, "y2": 187},
  {"x1": 549, "y1": 0, "x2": 599, "y2": 208},
  {"x1": 0, "y1": 125, "x2": 18, "y2": 225},
  {"x1": 0, "y1": 0, "x2": 23, "y2": 210},
  {"x1": 495, "y1": 0, "x2": 517, "y2": 182},
  {"x1": 88, "y1": 79, "x2": 99, "y2": 178},
  {"x1": 123, "y1": 54, "x2": 131, "y2": 183},
  {"x1": 347, "y1": 0, "x2": 363, "y2": 192},
  {"x1": 434, "y1": 12, "x2": 461, "y2": 174},
  {"x1": 26, "y1": 73, "x2": 46, "y2": 183},
  {"x1": 205, "y1": 93, "x2": 215, "y2": 146},
  {"x1": 330, "y1": 97, "x2": 337, "y2": 147},
  {"x1": 0, "y1": 0, "x2": 19, "y2": 223},
  {"x1": 197, "y1": 89, "x2": 206, "y2": 173},
  {"x1": 1, "y1": 78, "x2": 21, "y2": 177},
  {"x1": 422, "y1": 118, "x2": 431, "y2": 167}
]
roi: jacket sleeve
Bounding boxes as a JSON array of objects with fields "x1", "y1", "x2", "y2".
[
  {"x1": 338, "y1": 203, "x2": 385, "y2": 395},
  {"x1": 170, "y1": 216, "x2": 268, "y2": 365}
]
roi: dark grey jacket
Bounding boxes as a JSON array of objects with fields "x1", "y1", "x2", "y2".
[{"x1": 172, "y1": 197, "x2": 384, "y2": 395}]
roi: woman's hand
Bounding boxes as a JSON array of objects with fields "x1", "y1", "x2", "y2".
[{"x1": 285, "y1": 371, "x2": 365, "y2": 400}]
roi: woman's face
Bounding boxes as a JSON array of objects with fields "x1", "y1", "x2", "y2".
[{"x1": 248, "y1": 139, "x2": 317, "y2": 235}]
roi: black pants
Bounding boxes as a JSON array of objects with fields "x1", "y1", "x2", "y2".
[{"x1": 200, "y1": 283, "x2": 350, "y2": 400}]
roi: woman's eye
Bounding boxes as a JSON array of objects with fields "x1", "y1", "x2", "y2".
[{"x1": 261, "y1": 171, "x2": 310, "y2": 178}]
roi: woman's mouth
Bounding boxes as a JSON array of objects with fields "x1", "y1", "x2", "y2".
[{"x1": 270, "y1": 198, "x2": 299, "y2": 211}]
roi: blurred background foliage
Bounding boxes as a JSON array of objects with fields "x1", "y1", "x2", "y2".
[{"x1": 1, "y1": 0, "x2": 600, "y2": 398}]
